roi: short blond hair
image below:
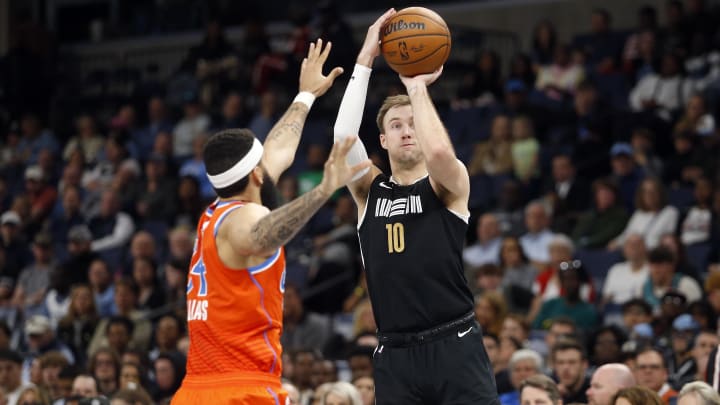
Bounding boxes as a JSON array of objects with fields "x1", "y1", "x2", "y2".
[{"x1": 376, "y1": 95, "x2": 411, "y2": 133}]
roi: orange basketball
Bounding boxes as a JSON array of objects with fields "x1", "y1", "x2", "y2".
[{"x1": 380, "y1": 7, "x2": 451, "y2": 77}]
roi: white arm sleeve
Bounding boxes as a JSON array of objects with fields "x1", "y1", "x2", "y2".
[{"x1": 334, "y1": 64, "x2": 371, "y2": 181}]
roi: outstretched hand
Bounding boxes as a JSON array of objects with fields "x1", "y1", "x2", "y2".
[
  {"x1": 320, "y1": 137, "x2": 372, "y2": 193},
  {"x1": 400, "y1": 65, "x2": 444, "y2": 91},
  {"x1": 357, "y1": 8, "x2": 397, "y2": 65},
  {"x1": 299, "y1": 38, "x2": 344, "y2": 97}
]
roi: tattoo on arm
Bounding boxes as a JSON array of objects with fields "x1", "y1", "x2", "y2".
[
  {"x1": 266, "y1": 103, "x2": 308, "y2": 144},
  {"x1": 250, "y1": 186, "x2": 330, "y2": 251}
]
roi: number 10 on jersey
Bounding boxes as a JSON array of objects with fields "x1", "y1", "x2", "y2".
[{"x1": 385, "y1": 223, "x2": 405, "y2": 253}]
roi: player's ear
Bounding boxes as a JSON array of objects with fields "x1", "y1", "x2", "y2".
[
  {"x1": 250, "y1": 166, "x2": 263, "y2": 185},
  {"x1": 379, "y1": 133, "x2": 388, "y2": 149}
]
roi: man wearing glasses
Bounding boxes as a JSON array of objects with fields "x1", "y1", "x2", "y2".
[{"x1": 635, "y1": 347, "x2": 678, "y2": 404}]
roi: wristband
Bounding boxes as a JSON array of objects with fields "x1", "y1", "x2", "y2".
[{"x1": 293, "y1": 91, "x2": 316, "y2": 109}]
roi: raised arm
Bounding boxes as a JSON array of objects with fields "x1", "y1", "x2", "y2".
[
  {"x1": 262, "y1": 39, "x2": 344, "y2": 183},
  {"x1": 333, "y1": 8, "x2": 396, "y2": 206},
  {"x1": 225, "y1": 137, "x2": 371, "y2": 257},
  {"x1": 400, "y1": 69, "x2": 470, "y2": 214}
]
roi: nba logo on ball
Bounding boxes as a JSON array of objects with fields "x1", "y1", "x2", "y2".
[{"x1": 380, "y1": 7, "x2": 451, "y2": 77}]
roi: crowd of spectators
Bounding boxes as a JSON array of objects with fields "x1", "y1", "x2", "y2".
[{"x1": 2, "y1": 1, "x2": 720, "y2": 404}]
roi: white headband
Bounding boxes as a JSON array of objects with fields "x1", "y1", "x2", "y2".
[{"x1": 206, "y1": 137, "x2": 264, "y2": 189}]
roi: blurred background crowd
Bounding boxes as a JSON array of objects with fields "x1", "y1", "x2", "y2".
[{"x1": 2, "y1": 0, "x2": 720, "y2": 404}]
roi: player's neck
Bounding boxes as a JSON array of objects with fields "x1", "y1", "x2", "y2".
[
  {"x1": 389, "y1": 161, "x2": 428, "y2": 186},
  {"x1": 217, "y1": 189, "x2": 259, "y2": 205}
]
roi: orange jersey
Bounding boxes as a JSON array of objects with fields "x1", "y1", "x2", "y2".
[{"x1": 184, "y1": 200, "x2": 286, "y2": 379}]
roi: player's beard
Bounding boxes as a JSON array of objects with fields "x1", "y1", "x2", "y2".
[{"x1": 260, "y1": 170, "x2": 280, "y2": 210}]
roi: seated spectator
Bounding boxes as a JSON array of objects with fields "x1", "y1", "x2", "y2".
[
  {"x1": 690, "y1": 331, "x2": 718, "y2": 382},
  {"x1": 172, "y1": 96, "x2": 210, "y2": 162},
  {"x1": 673, "y1": 94, "x2": 715, "y2": 138},
  {"x1": 0, "y1": 349, "x2": 33, "y2": 405},
  {"x1": 587, "y1": 363, "x2": 637, "y2": 405},
  {"x1": 677, "y1": 381, "x2": 720, "y2": 404},
  {"x1": 24, "y1": 314, "x2": 75, "y2": 366},
  {"x1": 535, "y1": 44, "x2": 585, "y2": 101},
  {"x1": 510, "y1": 115, "x2": 540, "y2": 185},
  {"x1": 87, "y1": 278, "x2": 152, "y2": 356},
  {"x1": 322, "y1": 381, "x2": 362, "y2": 405},
  {"x1": 530, "y1": 20, "x2": 557, "y2": 67},
  {"x1": 572, "y1": 178, "x2": 629, "y2": 249},
  {"x1": 111, "y1": 387, "x2": 154, "y2": 405},
  {"x1": 24, "y1": 165, "x2": 57, "y2": 225},
  {"x1": 88, "y1": 258, "x2": 115, "y2": 317},
  {"x1": 136, "y1": 154, "x2": 177, "y2": 224},
  {"x1": 71, "y1": 373, "x2": 99, "y2": 399},
  {"x1": 669, "y1": 314, "x2": 701, "y2": 389},
  {"x1": 499, "y1": 349, "x2": 544, "y2": 405},
  {"x1": 353, "y1": 375, "x2": 374, "y2": 405},
  {"x1": 175, "y1": 176, "x2": 205, "y2": 226},
  {"x1": 16, "y1": 113, "x2": 59, "y2": 165},
  {"x1": 630, "y1": 128, "x2": 664, "y2": 179},
  {"x1": 88, "y1": 348, "x2": 120, "y2": 397},
  {"x1": 0, "y1": 210, "x2": 32, "y2": 280},
  {"x1": 179, "y1": 134, "x2": 215, "y2": 202},
  {"x1": 148, "y1": 314, "x2": 183, "y2": 362},
  {"x1": 530, "y1": 235, "x2": 595, "y2": 322},
  {"x1": 635, "y1": 347, "x2": 678, "y2": 404},
  {"x1": 551, "y1": 338, "x2": 589, "y2": 403},
  {"x1": 463, "y1": 213, "x2": 502, "y2": 269},
  {"x1": 573, "y1": 8, "x2": 624, "y2": 75},
  {"x1": 16, "y1": 385, "x2": 51, "y2": 405},
  {"x1": 630, "y1": 51, "x2": 693, "y2": 121},
  {"x1": 609, "y1": 177, "x2": 679, "y2": 251},
  {"x1": 57, "y1": 284, "x2": 98, "y2": 366},
  {"x1": 456, "y1": 50, "x2": 503, "y2": 105},
  {"x1": 281, "y1": 284, "x2": 332, "y2": 354},
  {"x1": 590, "y1": 325, "x2": 627, "y2": 367},
  {"x1": 520, "y1": 201, "x2": 555, "y2": 268},
  {"x1": 493, "y1": 179, "x2": 527, "y2": 237},
  {"x1": 664, "y1": 132, "x2": 707, "y2": 189},
  {"x1": 603, "y1": 234, "x2": 649, "y2": 307},
  {"x1": 679, "y1": 176, "x2": 714, "y2": 246},
  {"x1": 659, "y1": 233, "x2": 700, "y2": 281},
  {"x1": 622, "y1": 7, "x2": 660, "y2": 81},
  {"x1": 131, "y1": 257, "x2": 164, "y2": 311},
  {"x1": 88, "y1": 190, "x2": 135, "y2": 257},
  {"x1": 610, "y1": 142, "x2": 646, "y2": 213},
  {"x1": 520, "y1": 374, "x2": 562, "y2": 405},
  {"x1": 474, "y1": 290, "x2": 508, "y2": 337},
  {"x1": 57, "y1": 225, "x2": 97, "y2": 287},
  {"x1": 133, "y1": 97, "x2": 174, "y2": 162},
  {"x1": 611, "y1": 386, "x2": 664, "y2": 405},
  {"x1": 543, "y1": 154, "x2": 590, "y2": 235},
  {"x1": 495, "y1": 238, "x2": 536, "y2": 312},
  {"x1": 468, "y1": 114, "x2": 513, "y2": 177},
  {"x1": 48, "y1": 187, "x2": 87, "y2": 260},
  {"x1": 152, "y1": 352, "x2": 185, "y2": 403},
  {"x1": 642, "y1": 247, "x2": 701, "y2": 310},
  {"x1": 11, "y1": 232, "x2": 55, "y2": 316},
  {"x1": 532, "y1": 261, "x2": 599, "y2": 332},
  {"x1": 63, "y1": 114, "x2": 104, "y2": 165}
]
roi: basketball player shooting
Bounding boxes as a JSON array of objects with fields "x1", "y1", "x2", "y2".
[
  {"x1": 332, "y1": 9, "x2": 500, "y2": 404},
  {"x1": 171, "y1": 39, "x2": 370, "y2": 405}
]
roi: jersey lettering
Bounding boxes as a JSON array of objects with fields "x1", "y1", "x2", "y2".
[{"x1": 374, "y1": 195, "x2": 423, "y2": 218}]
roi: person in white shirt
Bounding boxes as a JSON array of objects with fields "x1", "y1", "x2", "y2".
[
  {"x1": 630, "y1": 52, "x2": 694, "y2": 121},
  {"x1": 641, "y1": 246, "x2": 702, "y2": 310},
  {"x1": 680, "y1": 176, "x2": 713, "y2": 246},
  {"x1": 463, "y1": 213, "x2": 502, "y2": 268},
  {"x1": 172, "y1": 97, "x2": 210, "y2": 160},
  {"x1": 610, "y1": 177, "x2": 678, "y2": 250},
  {"x1": 603, "y1": 234, "x2": 648, "y2": 306},
  {"x1": 520, "y1": 201, "x2": 555, "y2": 268}
]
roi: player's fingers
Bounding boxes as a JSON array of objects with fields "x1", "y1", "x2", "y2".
[
  {"x1": 338, "y1": 136, "x2": 358, "y2": 156},
  {"x1": 307, "y1": 41, "x2": 315, "y2": 59},
  {"x1": 319, "y1": 41, "x2": 332, "y2": 64},
  {"x1": 314, "y1": 38, "x2": 323, "y2": 58},
  {"x1": 350, "y1": 160, "x2": 372, "y2": 176},
  {"x1": 327, "y1": 67, "x2": 344, "y2": 82},
  {"x1": 300, "y1": 58, "x2": 307, "y2": 73}
]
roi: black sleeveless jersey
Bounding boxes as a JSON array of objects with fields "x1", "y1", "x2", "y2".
[{"x1": 358, "y1": 173, "x2": 474, "y2": 333}]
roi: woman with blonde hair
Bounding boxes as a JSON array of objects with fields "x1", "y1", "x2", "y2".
[
  {"x1": 474, "y1": 291, "x2": 508, "y2": 337},
  {"x1": 57, "y1": 284, "x2": 99, "y2": 365},
  {"x1": 352, "y1": 298, "x2": 376, "y2": 338},
  {"x1": 17, "y1": 385, "x2": 52, "y2": 405},
  {"x1": 323, "y1": 381, "x2": 362, "y2": 405},
  {"x1": 611, "y1": 386, "x2": 663, "y2": 405}
]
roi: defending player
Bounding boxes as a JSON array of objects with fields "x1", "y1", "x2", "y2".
[
  {"x1": 171, "y1": 39, "x2": 370, "y2": 404},
  {"x1": 332, "y1": 9, "x2": 500, "y2": 404}
]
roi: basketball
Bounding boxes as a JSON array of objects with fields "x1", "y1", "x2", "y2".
[{"x1": 380, "y1": 7, "x2": 451, "y2": 77}]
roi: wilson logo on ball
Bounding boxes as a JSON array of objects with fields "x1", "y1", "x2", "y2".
[{"x1": 382, "y1": 19, "x2": 426, "y2": 35}]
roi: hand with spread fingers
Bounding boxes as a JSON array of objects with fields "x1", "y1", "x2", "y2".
[
  {"x1": 299, "y1": 38, "x2": 344, "y2": 97},
  {"x1": 320, "y1": 137, "x2": 372, "y2": 193}
]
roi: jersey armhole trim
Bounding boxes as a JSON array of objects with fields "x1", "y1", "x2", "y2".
[
  {"x1": 357, "y1": 187, "x2": 371, "y2": 230},
  {"x1": 248, "y1": 248, "x2": 282, "y2": 274},
  {"x1": 446, "y1": 208, "x2": 469, "y2": 224}
]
